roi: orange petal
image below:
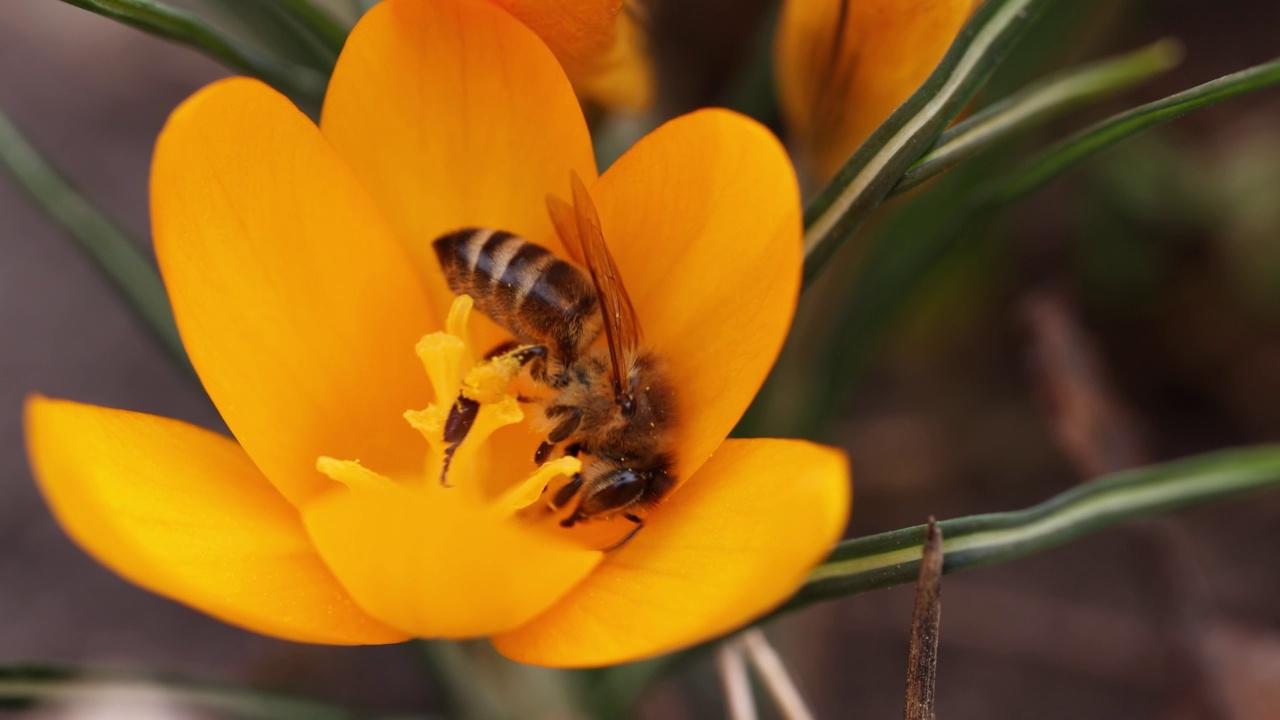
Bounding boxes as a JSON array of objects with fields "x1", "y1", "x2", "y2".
[
  {"x1": 321, "y1": 0, "x2": 598, "y2": 347},
  {"x1": 493, "y1": 0, "x2": 654, "y2": 110},
  {"x1": 24, "y1": 397, "x2": 406, "y2": 645},
  {"x1": 152, "y1": 77, "x2": 434, "y2": 506},
  {"x1": 492, "y1": 438, "x2": 851, "y2": 667},
  {"x1": 589, "y1": 109, "x2": 802, "y2": 483},
  {"x1": 301, "y1": 475, "x2": 602, "y2": 638},
  {"x1": 776, "y1": 0, "x2": 978, "y2": 181}
]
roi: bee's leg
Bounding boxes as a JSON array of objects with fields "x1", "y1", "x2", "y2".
[
  {"x1": 546, "y1": 406, "x2": 583, "y2": 442},
  {"x1": 483, "y1": 339, "x2": 521, "y2": 359},
  {"x1": 563, "y1": 443, "x2": 582, "y2": 458},
  {"x1": 440, "y1": 396, "x2": 480, "y2": 486},
  {"x1": 485, "y1": 342, "x2": 548, "y2": 379},
  {"x1": 503, "y1": 345, "x2": 549, "y2": 382},
  {"x1": 602, "y1": 513, "x2": 645, "y2": 552},
  {"x1": 535, "y1": 406, "x2": 582, "y2": 464},
  {"x1": 441, "y1": 344, "x2": 549, "y2": 484},
  {"x1": 548, "y1": 473, "x2": 584, "y2": 512},
  {"x1": 508, "y1": 345, "x2": 547, "y2": 365}
]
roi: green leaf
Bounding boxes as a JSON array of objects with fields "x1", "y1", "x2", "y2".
[
  {"x1": 612, "y1": 444, "x2": 1280, "y2": 703},
  {"x1": 993, "y1": 54, "x2": 1280, "y2": 204},
  {"x1": 811, "y1": 55, "x2": 1280, "y2": 426},
  {"x1": 801, "y1": 0, "x2": 1055, "y2": 287},
  {"x1": 204, "y1": 0, "x2": 348, "y2": 71},
  {"x1": 894, "y1": 38, "x2": 1185, "y2": 196},
  {"x1": 0, "y1": 665, "x2": 366, "y2": 719},
  {"x1": 275, "y1": 0, "x2": 349, "y2": 56},
  {"x1": 784, "y1": 445, "x2": 1280, "y2": 611},
  {"x1": 199, "y1": 0, "x2": 340, "y2": 72},
  {"x1": 0, "y1": 106, "x2": 192, "y2": 374},
  {"x1": 56, "y1": 0, "x2": 328, "y2": 111},
  {"x1": 721, "y1": 2, "x2": 782, "y2": 126}
]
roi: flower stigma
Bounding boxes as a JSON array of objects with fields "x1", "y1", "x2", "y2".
[{"x1": 315, "y1": 295, "x2": 581, "y2": 519}]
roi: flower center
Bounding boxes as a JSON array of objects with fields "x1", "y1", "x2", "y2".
[{"x1": 315, "y1": 295, "x2": 580, "y2": 518}]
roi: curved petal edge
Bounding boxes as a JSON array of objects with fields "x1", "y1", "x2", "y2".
[
  {"x1": 492, "y1": 437, "x2": 851, "y2": 667},
  {"x1": 152, "y1": 76, "x2": 434, "y2": 506},
  {"x1": 24, "y1": 396, "x2": 408, "y2": 645},
  {"x1": 590, "y1": 108, "x2": 804, "y2": 487}
]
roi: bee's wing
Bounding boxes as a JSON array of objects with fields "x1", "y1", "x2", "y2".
[
  {"x1": 546, "y1": 194, "x2": 586, "y2": 265},
  {"x1": 547, "y1": 171, "x2": 642, "y2": 396}
]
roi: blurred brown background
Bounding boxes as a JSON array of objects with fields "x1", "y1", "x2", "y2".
[{"x1": 2, "y1": 0, "x2": 1279, "y2": 718}]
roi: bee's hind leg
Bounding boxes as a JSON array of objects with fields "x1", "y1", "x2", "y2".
[
  {"x1": 602, "y1": 514, "x2": 645, "y2": 552},
  {"x1": 483, "y1": 340, "x2": 521, "y2": 359},
  {"x1": 484, "y1": 341, "x2": 549, "y2": 381},
  {"x1": 441, "y1": 344, "x2": 549, "y2": 485},
  {"x1": 503, "y1": 344, "x2": 550, "y2": 382},
  {"x1": 440, "y1": 396, "x2": 480, "y2": 486},
  {"x1": 548, "y1": 473, "x2": 584, "y2": 512},
  {"x1": 554, "y1": 503, "x2": 644, "y2": 551},
  {"x1": 507, "y1": 345, "x2": 547, "y2": 366}
]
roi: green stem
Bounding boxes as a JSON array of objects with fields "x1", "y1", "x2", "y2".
[
  {"x1": 801, "y1": 0, "x2": 1054, "y2": 286},
  {"x1": 0, "y1": 665, "x2": 367, "y2": 719},
  {"x1": 0, "y1": 106, "x2": 192, "y2": 373},
  {"x1": 417, "y1": 641, "x2": 512, "y2": 720},
  {"x1": 417, "y1": 640, "x2": 584, "y2": 720},
  {"x1": 894, "y1": 38, "x2": 1184, "y2": 196},
  {"x1": 202, "y1": 0, "x2": 341, "y2": 73},
  {"x1": 993, "y1": 54, "x2": 1280, "y2": 204},
  {"x1": 56, "y1": 0, "x2": 327, "y2": 111},
  {"x1": 276, "y1": 0, "x2": 349, "y2": 56},
  {"x1": 785, "y1": 445, "x2": 1280, "y2": 611},
  {"x1": 595, "y1": 444, "x2": 1280, "y2": 706},
  {"x1": 808, "y1": 54, "x2": 1280, "y2": 431}
]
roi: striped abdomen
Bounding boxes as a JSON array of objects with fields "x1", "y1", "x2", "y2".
[{"x1": 433, "y1": 228, "x2": 601, "y2": 361}]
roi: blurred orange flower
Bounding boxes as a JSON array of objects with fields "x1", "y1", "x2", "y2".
[
  {"x1": 775, "y1": 0, "x2": 979, "y2": 182},
  {"x1": 492, "y1": 0, "x2": 653, "y2": 110},
  {"x1": 25, "y1": 0, "x2": 849, "y2": 667}
]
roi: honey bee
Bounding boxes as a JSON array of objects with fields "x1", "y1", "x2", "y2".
[{"x1": 432, "y1": 172, "x2": 677, "y2": 549}]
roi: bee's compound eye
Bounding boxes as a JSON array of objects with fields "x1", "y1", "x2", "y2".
[{"x1": 579, "y1": 468, "x2": 647, "y2": 516}]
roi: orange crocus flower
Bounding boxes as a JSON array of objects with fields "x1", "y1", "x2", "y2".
[
  {"x1": 775, "y1": 0, "x2": 979, "y2": 183},
  {"x1": 493, "y1": 0, "x2": 652, "y2": 110},
  {"x1": 24, "y1": 0, "x2": 849, "y2": 667}
]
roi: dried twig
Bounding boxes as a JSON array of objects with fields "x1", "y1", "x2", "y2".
[
  {"x1": 717, "y1": 637, "x2": 757, "y2": 720},
  {"x1": 1022, "y1": 289, "x2": 1236, "y2": 720},
  {"x1": 1023, "y1": 291, "x2": 1147, "y2": 475},
  {"x1": 904, "y1": 518, "x2": 944, "y2": 720}
]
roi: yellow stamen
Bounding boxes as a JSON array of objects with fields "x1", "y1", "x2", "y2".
[
  {"x1": 402, "y1": 405, "x2": 444, "y2": 440},
  {"x1": 445, "y1": 293, "x2": 477, "y2": 366},
  {"x1": 415, "y1": 332, "x2": 467, "y2": 405},
  {"x1": 316, "y1": 456, "x2": 391, "y2": 490},
  {"x1": 462, "y1": 351, "x2": 525, "y2": 404},
  {"x1": 319, "y1": 295, "x2": 578, "y2": 515},
  {"x1": 493, "y1": 455, "x2": 582, "y2": 515},
  {"x1": 445, "y1": 395, "x2": 524, "y2": 488},
  {"x1": 403, "y1": 297, "x2": 528, "y2": 487}
]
